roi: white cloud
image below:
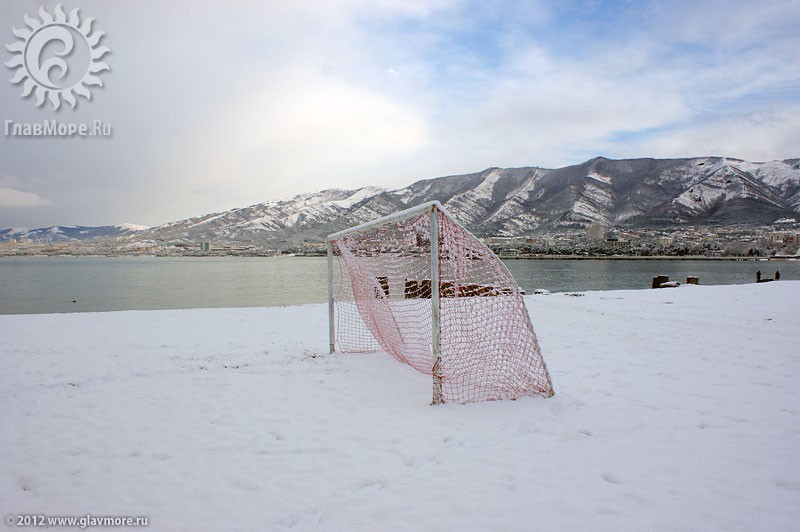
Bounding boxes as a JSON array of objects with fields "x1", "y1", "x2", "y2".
[
  {"x1": 645, "y1": 0, "x2": 800, "y2": 47},
  {"x1": 614, "y1": 106, "x2": 800, "y2": 162},
  {"x1": 165, "y1": 68, "x2": 428, "y2": 206},
  {"x1": 0, "y1": 187, "x2": 51, "y2": 208},
  {"x1": 414, "y1": 42, "x2": 691, "y2": 169},
  {"x1": 414, "y1": 1, "x2": 800, "y2": 169}
]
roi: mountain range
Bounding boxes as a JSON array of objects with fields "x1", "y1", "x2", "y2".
[
  {"x1": 0, "y1": 223, "x2": 148, "y2": 244},
  {"x1": 3, "y1": 156, "x2": 800, "y2": 246}
]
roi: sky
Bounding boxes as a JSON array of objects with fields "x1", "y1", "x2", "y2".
[{"x1": 0, "y1": 0, "x2": 798, "y2": 229}]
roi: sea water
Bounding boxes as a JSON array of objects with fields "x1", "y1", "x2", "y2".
[{"x1": 1, "y1": 255, "x2": 796, "y2": 314}]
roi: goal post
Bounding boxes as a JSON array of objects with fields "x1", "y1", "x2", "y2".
[
  {"x1": 429, "y1": 205, "x2": 443, "y2": 404},
  {"x1": 327, "y1": 201, "x2": 553, "y2": 404}
]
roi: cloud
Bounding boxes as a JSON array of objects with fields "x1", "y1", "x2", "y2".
[
  {"x1": 166, "y1": 68, "x2": 428, "y2": 206},
  {"x1": 414, "y1": 1, "x2": 800, "y2": 169},
  {"x1": 447, "y1": 52, "x2": 688, "y2": 165},
  {"x1": 1, "y1": 0, "x2": 798, "y2": 229},
  {"x1": 0, "y1": 187, "x2": 51, "y2": 208},
  {"x1": 152, "y1": 0, "x2": 800, "y2": 204},
  {"x1": 613, "y1": 106, "x2": 800, "y2": 162},
  {"x1": 644, "y1": 0, "x2": 800, "y2": 47}
]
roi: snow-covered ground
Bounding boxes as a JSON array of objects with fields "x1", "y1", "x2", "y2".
[{"x1": 1, "y1": 283, "x2": 799, "y2": 531}]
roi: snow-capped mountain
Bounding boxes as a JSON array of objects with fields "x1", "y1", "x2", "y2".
[
  {"x1": 0, "y1": 224, "x2": 148, "y2": 243},
  {"x1": 4, "y1": 156, "x2": 799, "y2": 246},
  {"x1": 131, "y1": 156, "x2": 800, "y2": 245},
  {"x1": 134, "y1": 186, "x2": 396, "y2": 245}
]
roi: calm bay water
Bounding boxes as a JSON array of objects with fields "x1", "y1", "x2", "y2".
[{"x1": 1, "y1": 256, "x2": 797, "y2": 315}]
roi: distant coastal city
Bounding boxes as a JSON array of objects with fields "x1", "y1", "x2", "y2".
[{"x1": 3, "y1": 221, "x2": 798, "y2": 260}]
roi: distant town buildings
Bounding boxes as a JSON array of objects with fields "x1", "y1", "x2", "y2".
[
  {"x1": 586, "y1": 224, "x2": 606, "y2": 241},
  {"x1": 770, "y1": 232, "x2": 798, "y2": 245},
  {"x1": 2, "y1": 221, "x2": 799, "y2": 259}
]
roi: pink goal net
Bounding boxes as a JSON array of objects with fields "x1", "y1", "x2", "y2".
[{"x1": 329, "y1": 203, "x2": 554, "y2": 404}]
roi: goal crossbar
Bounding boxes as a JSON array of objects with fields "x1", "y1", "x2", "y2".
[{"x1": 326, "y1": 201, "x2": 453, "y2": 241}]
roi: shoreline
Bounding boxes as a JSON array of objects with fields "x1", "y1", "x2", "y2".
[
  {"x1": 2, "y1": 281, "x2": 792, "y2": 317},
  {"x1": 500, "y1": 254, "x2": 795, "y2": 261},
  {"x1": 0, "y1": 253, "x2": 796, "y2": 261}
]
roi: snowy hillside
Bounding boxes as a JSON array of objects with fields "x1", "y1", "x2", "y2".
[
  {"x1": 4, "y1": 156, "x2": 799, "y2": 246},
  {"x1": 128, "y1": 156, "x2": 800, "y2": 246},
  {"x1": 0, "y1": 224, "x2": 148, "y2": 244},
  {"x1": 141, "y1": 186, "x2": 395, "y2": 244},
  {"x1": 1, "y1": 282, "x2": 798, "y2": 530}
]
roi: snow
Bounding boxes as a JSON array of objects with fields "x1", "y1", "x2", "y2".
[
  {"x1": 444, "y1": 171, "x2": 506, "y2": 222},
  {"x1": 2, "y1": 283, "x2": 799, "y2": 531},
  {"x1": 467, "y1": 169, "x2": 503, "y2": 201},
  {"x1": 330, "y1": 187, "x2": 385, "y2": 210},
  {"x1": 186, "y1": 212, "x2": 228, "y2": 229},
  {"x1": 736, "y1": 160, "x2": 800, "y2": 188},
  {"x1": 674, "y1": 176, "x2": 731, "y2": 211},
  {"x1": 116, "y1": 223, "x2": 149, "y2": 231},
  {"x1": 581, "y1": 180, "x2": 614, "y2": 209},
  {"x1": 573, "y1": 195, "x2": 611, "y2": 224},
  {"x1": 587, "y1": 171, "x2": 612, "y2": 184},
  {"x1": 393, "y1": 188, "x2": 415, "y2": 203}
]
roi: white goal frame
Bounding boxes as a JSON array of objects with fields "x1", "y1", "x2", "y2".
[{"x1": 327, "y1": 201, "x2": 445, "y2": 402}]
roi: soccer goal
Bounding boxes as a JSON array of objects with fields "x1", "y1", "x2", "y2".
[{"x1": 327, "y1": 201, "x2": 554, "y2": 404}]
